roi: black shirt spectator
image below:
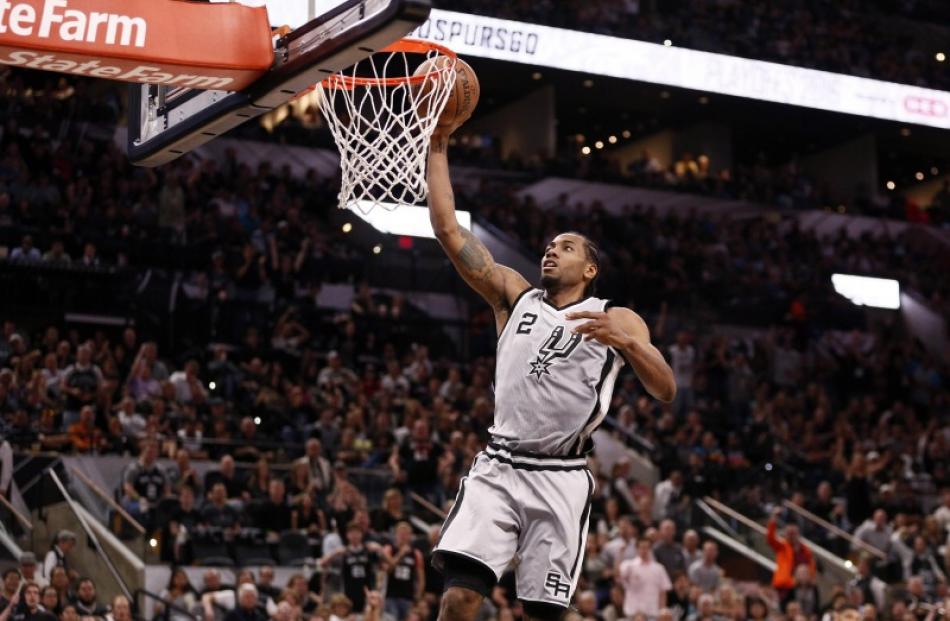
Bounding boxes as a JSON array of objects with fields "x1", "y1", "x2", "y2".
[{"x1": 253, "y1": 480, "x2": 292, "y2": 535}]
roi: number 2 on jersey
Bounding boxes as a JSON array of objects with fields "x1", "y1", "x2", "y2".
[{"x1": 517, "y1": 313, "x2": 538, "y2": 334}]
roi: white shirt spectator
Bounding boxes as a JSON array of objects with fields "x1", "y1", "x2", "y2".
[
  {"x1": 653, "y1": 475, "x2": 684, "y2": 521},
  {"x1": 619, "y1": 555, "x2": 671, "y2": 617},
  {"x1": 668, "y1": 344, "x2": 695, "y2": 389}
]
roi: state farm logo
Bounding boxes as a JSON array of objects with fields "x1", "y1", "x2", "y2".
[
  {"x1": 903, "y1": 96, "x2": 948, "y2": 118},
  {"x1": 0, "y1": 0, "x2": 146, "y2": 48}
]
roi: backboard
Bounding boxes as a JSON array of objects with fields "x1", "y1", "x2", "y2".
[{"x1": 127, "y1": 0, "x2": 431, "y2": 167}]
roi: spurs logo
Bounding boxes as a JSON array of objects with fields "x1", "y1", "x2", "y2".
[
  {"x1": 545, "y1": 571, "x2": 570, "y2": 599},
  {"x1": 528, "y1": 326, "x2": 581, "y2": 381}
]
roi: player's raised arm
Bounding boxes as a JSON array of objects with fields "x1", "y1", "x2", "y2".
[{"x1": 427, "y1": 132, "x2": 529, "y2": 318}]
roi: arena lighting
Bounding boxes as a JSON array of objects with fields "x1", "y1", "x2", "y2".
[
  {"x1": 581, "y1": 146, "x2": 591, "y2": 155},
  {"x1": 208, "y1": 381, "x2": 216, "y2": 390},
  {"x1": 621, "y1": 129, "x2": 631, "y2": 138},
  {"x1": 916, "y1": 171, "x2": 925, "y2": 181},
  {"x1": 932, "y1": 167, "x2": 940, "y2": 175},
  {"x1": 663, "y1": 39, "x2": 672, "y2": 47},
  {"x1": 372, "y1": 244, "x2": 382, "y2": 254},
  {"x1": 253, "y1": 416, "x2": 261, "y2": 425},
  {"x1": 886, "y1": 180, "x2": 896, "y2": 190},
  {"x1": 582, "y1": 78, "x2": 593, "y2": 88},
  {"x1": 937, "y1": 52, "x2": 946, "y2": 62},
  {"x1": 149, "y1": 538, "x2": 158, "y2": 548},
  {"x1": 595, "y1": 140, "x2": 604, "y2": 149},
  {"x1": 608, "y1": 135, "x2": 617, "y2": 144},
  {"x1": 349, "y1": 202, "x2": 472, "y2": 238},
  {"x1": 900, "y1": 127, "x2": 911, "y2": 137},
  {"x1": 831, "y1": 274, "x2": 901, "y2": 310},
  {"x1": 531, "y1": 71, "x2": 542, "y2": 80},
  {"x1": 341, "y1": 222, "x2": 353, "y2": 234}
]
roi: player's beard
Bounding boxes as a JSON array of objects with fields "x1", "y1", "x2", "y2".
[{"x1": 540, "y1": 273, "x2": 560, "y2": 292}]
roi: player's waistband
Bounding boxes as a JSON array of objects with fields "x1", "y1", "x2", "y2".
[{"x1": 483, "y1": 442, "x2": 588, "y2": 471}]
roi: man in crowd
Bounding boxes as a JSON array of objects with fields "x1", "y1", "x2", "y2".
[
  {"x1": 11, "y1": 582, "x2": 56, "y2": 621},
  {"x1": 653, "y1": 519, "x2": 687, "y2": 579},
  {"x1": 71, "y1": 578, "x2": 108, "y2": 619},
  {"x1": 223, "y1": 584, "x2": 267, "y2": 621},
  {"x1": 767, "y1": 508, "x2": 816, "y2": 601},
  {"x1": 619, "y1": 539, "x2": 672, "y2": 619},
  {"x1": 120, "y1": 440, "x2": 169, "y2": 527},
  {"x1": 42, "y1": 531, "x2": 76, "y2": 580},
  {"x1": 688, "y1": 541, "x2": 723, "y2": 592},
  {"x1": 16, "y1": 555, "x2": 44, "y2": 590}
]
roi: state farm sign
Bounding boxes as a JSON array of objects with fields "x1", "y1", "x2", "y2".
[
  {"x1": 0, "y1": 0, "x2": 146, "y2": 47},
  {"x1": 0, "y1": 0, "x2": 273, "y2": 90}
]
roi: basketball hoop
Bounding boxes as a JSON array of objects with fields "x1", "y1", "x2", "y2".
[{"x1": 316, "y1": 39, "x2": 458, "y2": 213}]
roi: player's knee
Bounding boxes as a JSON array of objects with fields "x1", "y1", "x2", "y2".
[
  {"x1": 439, "y1": 587, "x2": 483, "y2": 621},
  {"x1": 523, "y1": 600, "x2": 567, "y2": 621}
]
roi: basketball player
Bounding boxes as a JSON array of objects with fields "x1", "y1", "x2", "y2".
[{"x1": 426, "y1": 126, "x2": 676, "y2": 621}]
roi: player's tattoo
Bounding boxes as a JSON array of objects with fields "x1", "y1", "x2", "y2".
[{"x1": 457, "y1": 228, "x2": 489, "y2": 274}]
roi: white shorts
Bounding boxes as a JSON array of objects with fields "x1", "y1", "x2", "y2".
[{"x1": 434, "y1": 443, "x2": 595, "y2": 608}]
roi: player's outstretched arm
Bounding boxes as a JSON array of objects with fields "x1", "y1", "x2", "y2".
[
  {"x1": 427, "y1": 132, "x2": 529, "y2": 317},
  {"x1": 568, "y1": 307, "x2": 676, "y2": 402}
]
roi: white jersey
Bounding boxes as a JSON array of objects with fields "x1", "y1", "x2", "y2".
[{"x1": 490, "y1": 288, "x2": 625, "y2": 456}]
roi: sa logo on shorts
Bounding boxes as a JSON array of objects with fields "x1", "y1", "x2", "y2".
[{"x1": 544, "y1": 571, "x2": 570, "y2": 599}]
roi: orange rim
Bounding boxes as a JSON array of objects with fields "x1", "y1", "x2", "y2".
[{"x1": 320, "y1": 38, "x2": 458, "y2": 90}]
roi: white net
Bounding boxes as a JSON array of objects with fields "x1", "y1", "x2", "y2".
[{"x1": 316, "y1": 43, "x2": 458, "y2": 213}]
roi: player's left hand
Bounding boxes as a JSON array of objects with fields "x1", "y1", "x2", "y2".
[{"x1": 567, "y1": 311, "x2": 630, "y2": 348}]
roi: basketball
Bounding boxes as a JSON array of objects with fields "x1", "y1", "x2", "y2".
[{"x1": 414, "y1": 56, "x2": 480, "y2": 130}]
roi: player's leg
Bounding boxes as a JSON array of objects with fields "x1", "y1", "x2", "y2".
[
  {"x1": 514, "y1": 466, "x2": 595, "y2": 620},
  {"x1": 433, "y1": 455, "x2": 521, "y2": 621},
  {"x1": 436, "y1": 554, "x2": 497, "y2": 621}
]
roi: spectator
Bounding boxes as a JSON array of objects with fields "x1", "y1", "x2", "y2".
[
  {"x1": 70, "y1": 579, "x2": 107, "y2": 619},
  {"x1": 41, "y1": 241, "x2": 70, "y2": 266},
  {"x1": 105, "y1": 595, "x2": 131, "y2": 621},
  {"x1": 0, "y1": 571, "x2": 18, "y2": 611},
  {"x1": 618, "y1": 538, "x2": 672, "y2": 619},
  {"x1": 254, "y1": 566, "x2": 279, "y2": 602},
  {"x1": 42, "y1": 531, "x2": 75, "y2": 581},
  {"x1": 370, "y1": 488, "x2": 406, "y2": 534},
  {"x1": 168, "y1": 360, "x2": 207, "y2": 404},
  {"x1": 682, "y1": 530, "x2": 701, "y2": 568},
  {"x1": 253, "y1": 479, "x2": 293, "y2": 539},
  {"x1": 114, "y1": 398, "x2": 146, "y2": 441},
  {"x1": 120, "y1": 440, "x2": 169, "y2": 526},
  {"x1": 852, "y1": 510, "x2": 892, "y2": 557},
  {"x1": 654, "y1": 471, "x2": 685, "y2": 522},
  {"x1": 39, "y1": 587, "x2": 61, "y2": 617},
  {"x1": 767, "y1": 509, "x2": 816, "y2": 600},
  {"x1": 157, "y1": 569, "x2": 197, "y2": 621},
  {"x1": 317, "y1": 351, "x2": 357, "y2": 389},
  {"x1": 200, "y1": 482, "x2": 241, "y2": 533},
  {"x1": 600, "y1": 585, "x2": 626, "y2": 621},
  {"x1": 847, "y1": 556, "x2": 886, "y2": 610},
  {"x1": 320, "y1": 522, "x2": 380, "y2": 613},
  {"x1": 575, "y1": 591, "x2": 602, "y2": 621},
  {"x1": 653, "y1": 519, "x2": 687, "y2": 580},
  {"x1": 785, "y1": 565, "x2": 820, "y2": 617},
  {"x1": 16, "y1": 555, "x2": 44, "y2": 590},
  {"x1": 10, "y1": 236, "x2": 40, "y2": 261},
  {"x1": 601, "y1": 516, "x2": 639, "y2": 580},
  {"x1": 668, "y1": 332, "x2": 695, "y2": 416},
  {"x1": 167, "y1": 448, "x2": 200, "y2": 494},
  {"x1": 304, "y1": 438, "x2": 334, "y2": 493},
  {"x1": 59, "y1": 346, "x2": 102, "y2": 430},
  {"x1": 392, "y1": 419, "x2": 445, "y2": 503},
  {"x1": 223, "y1": 585, "x2": 266, "y2": 621},
  {"x1": 381, "y1": 522, "x2": 425, "y2": 621},
  {"x1": 204, "y1": 455, "x2": 246, "y2": 500},
  {"x1": 12, "y1": 583, "x2": 56, "y2": 621},
  {"x1": 67, "y1": 406, "x2": 102, "y2": 453},
  {"x1": 46, "y1": 570, "x2": 69, "y2": 612},
  {"x1": 688, "y1": 542, "x2": 723, "y2": 592},
  {"x1": 166, "y1": 485, "x2": 200, "y2": 563},
  {"x1": 0, "y1": 589, "x2": 18, "y2": 621}
]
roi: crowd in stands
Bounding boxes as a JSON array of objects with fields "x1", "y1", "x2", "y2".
[
  {"x1": 437, "y1": 0, "x2": 950, "y2": 91},
  {"x1": 0, "y1": 46, "x2": 948, "y2": 621}
]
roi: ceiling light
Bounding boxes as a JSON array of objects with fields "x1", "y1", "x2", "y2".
[
  {"x1": 373, "y1": 244, "x2": 382, "y2": 255},
  {"x1": 900, "y1": 127, "x2": 911, "y2": 137},
  {"x1": 699, "y1": 96, "x2": 709, "y2": 104},
  {"x1": 581, "y1": 146, "x2": 591, "y2": 155},
  {"x1": 663, "y1": 39, "x2": 672, "y2": 47},
  {"x1": 937, "y1": 52, "x2": 946, "y2": 62},
  {"x1": 532, "y1": 71, "x2": 542, "y2": 80},
  {"x1": 583, "y1": 79, "x2": 594, "y2": 88},
  {"x1": 622, "y1": 130, "x2": 632, "y2": 139},
  {"x1": 595, "y1": 141, "x2": 604, "y2": 149},
  {"x1": 915, "y1": 172, "x2": 925, "y2": 181},
  {"x1": 342, "y1": 222, "x2": 353, "y2": 233},
  {"x1": 886, "y1": 180, "x2": 896, "y2": 190},
  {"x1": 608, "y1": 135, "x2": 618, "y2": 144}
]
